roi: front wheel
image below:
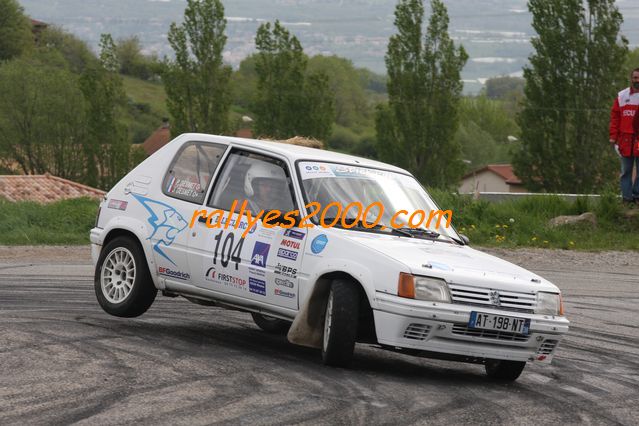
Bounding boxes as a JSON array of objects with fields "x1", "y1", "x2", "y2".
[
  {"x1": 251, "y1": 313, "x2": 291, "y2": 334},
  {"x1": 321, "y1": 279, "x2": 360, "y2": 367},
  {"x1": 485, "y1": 359, "x2": 526, "y2": 381},
  {"x1": 94, "y1": 236, "x2": 157, "y2": 318}
]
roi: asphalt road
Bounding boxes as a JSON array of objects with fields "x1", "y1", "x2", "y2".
[{"x1": 1, "y1": 248, "x2": 638, "y2": 425}]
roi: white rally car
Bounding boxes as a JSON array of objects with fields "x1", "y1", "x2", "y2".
[{"x1": 91, "y1": 133, "x2": 569, "y2": 381}]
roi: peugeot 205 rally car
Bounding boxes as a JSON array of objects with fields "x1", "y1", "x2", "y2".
[{"x1": 91, "y1": 133, "x2": 569, "y2": 381}]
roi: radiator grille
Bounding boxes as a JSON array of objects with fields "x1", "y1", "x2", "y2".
[
  {"x1": 449, "y1": 283, "x2": 536, "y2": 313},
  {"x1": 403, "y1": 323, "x2": 432, "y2": 341},
  {"x1": 537, "y1": 339, "x2": 559, "y2": 355},
  {"x1": 452, "y1": 324, "x2": 530, "y2": 342}
]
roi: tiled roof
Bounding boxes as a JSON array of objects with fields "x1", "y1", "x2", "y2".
[
  {"x1": 0, "y1": 174, "x2": 105, "y2": 203},
  {"x1": 463, "y1": 164, "x2": 522, "y2": 185},
  {"x1": 142, "y1": 126, "x2": 172, "y2": 156}
]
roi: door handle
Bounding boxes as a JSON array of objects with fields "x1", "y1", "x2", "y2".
[{"x1": 198, "y1": 216, "x2": 208, "y2": 224}]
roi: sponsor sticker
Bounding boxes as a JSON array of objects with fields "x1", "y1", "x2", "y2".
[
  {"x1": 274, "y1": 263, "x2": 297, "y2": 278},
  {"x1": 275, "y1": 277, "x2": 294, "y2": 288},
  {"x1": 283, "y1": 229, "x2": 305, "y2": 240},
  {"x1": 158, "y1": 267, "x2": 190, "y2": 281},
  {"x1": 251, "y1": 242, "x2": 270, "y2": 268},
  {"x1": 277, "y1": 248, "x2": 298, "y2": 260},
  {"x1": 311, "y1": 234, "x2": 328, "y2": 254},
  {"x1": 280, "y1": 239, "x2": 301, "y2": 249},
  {"x1": 249, "y1": 277, "x2": 266, "y2": 296},
  {"x1": 107, "y1": 199, "x2": 128, "y2": 211},
  {"x1": 299, "y1": 162, "x2": 336, "y2": 179},
  {"x1": 275, "y1": 288, "x2": 295, "y2": 298},
  {"x1": 249, "y1": 266, "x2": 266, "y2": 277}
]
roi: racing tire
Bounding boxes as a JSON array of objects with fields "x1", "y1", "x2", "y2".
[
  {"x1": 94, "y1": 236, "x2": 157, "y2": 318},
  {"x1": 251, "y1": 313, "x2": 291, "y2": 334},
  {"x1": 321, "y1": 279, "x2": 360, "y2": 367},
  {"x1": 485, "y1": 359, "x2": 526, "y2": 382}
]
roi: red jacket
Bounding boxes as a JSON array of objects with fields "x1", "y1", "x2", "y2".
[{"x1": 609, "y1": 87, "x2": 639, "y2": 156}]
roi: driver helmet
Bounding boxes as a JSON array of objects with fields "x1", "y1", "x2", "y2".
[{"x1": 244, "y1": 161, "x2": 287, "y2": 197}]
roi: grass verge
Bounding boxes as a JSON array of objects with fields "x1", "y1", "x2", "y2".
[
  {"x1": 0, "y1": 197, "x2": 99, "y2": 245},
  {"x1": 1, "y1": 193, "x2": 637, "y2": 250}
]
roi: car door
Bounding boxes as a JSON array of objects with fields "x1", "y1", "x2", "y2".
[
  {"x1": 187, "y1": 148, "x2": 305, "y2": 310},
  {"x1": 147, "y1": 141, "x2": 227, "y2": 286}
]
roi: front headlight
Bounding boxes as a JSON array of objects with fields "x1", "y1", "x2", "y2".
[
  {"x1": 398, "y1": 273, "x2": 451, "y2": 302},
  {"x1": 536, "y1": 292, "x2": 563, "y2": 315}
]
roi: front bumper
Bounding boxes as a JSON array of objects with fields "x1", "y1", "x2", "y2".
[{"x1": 374, "y1": 292, "x2": 569, "y2": 364}]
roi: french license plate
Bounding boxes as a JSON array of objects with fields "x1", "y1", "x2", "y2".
[{"x1": 469, "y1": 311, "x2": 530, "y2": 335}]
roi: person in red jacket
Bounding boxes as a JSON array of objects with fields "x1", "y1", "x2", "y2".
[{"x1": 609, "y1": 68, "x2": 639, "y2": 204}]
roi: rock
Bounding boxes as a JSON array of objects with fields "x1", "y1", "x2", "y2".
[
  {"x1": 548, "y1": 212, "x2": 597, "y2": 228},
  {"x1": 622, "y1": 209, "x2": 639, "y2": 219}
]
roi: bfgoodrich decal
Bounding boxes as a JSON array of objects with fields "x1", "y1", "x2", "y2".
[{"x1": 158, "y1": 267, "x2": 190, "y2": 280}]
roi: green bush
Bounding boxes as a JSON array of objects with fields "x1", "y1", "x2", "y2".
[{"x1": 0, "y1": 197, "x2": 99, "y2": 245}]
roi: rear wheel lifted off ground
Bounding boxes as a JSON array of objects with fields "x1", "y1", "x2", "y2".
[
  {"x1": 94, "y1": 236, "x2": 157, "y2": 318},
  {"x1": 251, "y1": 313, "x2": 291, "y2": 334},
  {"x1": 485, "y1": 359, "x2": 526, "y2": 381},
  {"x1": 321, "y1": 279, "x2": 360, "y2": 367}
]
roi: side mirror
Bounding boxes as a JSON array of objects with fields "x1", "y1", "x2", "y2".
[{"x1": 459, "y1": 234, "x2": 470, "y2": 245}]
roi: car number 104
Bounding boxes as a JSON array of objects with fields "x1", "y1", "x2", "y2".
[{"x1": 469, "y1": 311, "x2": 530, "y2": 335}]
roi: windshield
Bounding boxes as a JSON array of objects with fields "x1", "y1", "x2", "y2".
[{"x1": 298, "y1": 161, "x2": 460, "y2": 241}]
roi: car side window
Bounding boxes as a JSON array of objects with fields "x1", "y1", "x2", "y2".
[
  {"x1": 208, "y1": 150, "x2": 295, "y2": 214},
  {"x1": 162, "y1": 142, "x2": 227, "y2": 204}
]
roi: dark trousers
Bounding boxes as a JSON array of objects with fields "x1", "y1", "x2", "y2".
[{"x1": 620, "y1": 156, "x2": 639, "y2": 201}]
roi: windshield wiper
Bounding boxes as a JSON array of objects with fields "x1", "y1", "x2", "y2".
[
  {"x1": 395, "y1": 227, "x2": 441, "y2": 239},
  {"x1": 325, "y1": 217, "x2": 414, "y2": 237}
]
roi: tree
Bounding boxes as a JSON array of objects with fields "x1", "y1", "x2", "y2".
[
  {"x1": 0, "y1": 53, "x2": 86, "y2": 179},
  {"x1": 375, "y1": 0, "x2": 467, "y2": 188},
  {"x1": 37, "y1": 26, "x2": 97, "y2": 73},
  {"x1": 514, "y1": 0, "x2": 627, "y2": 193},
  {"x1": 307, "y1": 55, "x2": 371, "y2": 128},
  {"x1": 80, "y1": 34, "x2": 131, "y2": 189},
  {"x1": 253, "y1": 20, "x2": 333, "y2": 141},
  {"x1": 115, "y1": 36, "x2": 160, "y2": 80},
  {"x1": 0, "y1": 0, "x2": 34, "y2": 61},
  {"x1": 162, "y1": 0, "x2": 231, "y2": 135}
]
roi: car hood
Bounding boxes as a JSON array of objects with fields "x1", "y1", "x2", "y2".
[{"x1": 342, "y1": 232, "x2": 558, "y2": 293}]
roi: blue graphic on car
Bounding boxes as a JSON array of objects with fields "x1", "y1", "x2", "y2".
[
  {"x1": 311, "y1": 234, "x2": 328, "y2": 254},
  {"x1": 132, "y1": 194, "x2": 188, "y2": 265},
  {"x1": 251, "y1": 242, "x2": 270, "y2": 267}
]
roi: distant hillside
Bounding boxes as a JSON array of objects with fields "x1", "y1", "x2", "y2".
[{"x1": 21, "y1": 0, "x2": 639, "y2": 93}]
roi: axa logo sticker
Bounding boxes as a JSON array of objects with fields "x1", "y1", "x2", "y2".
[
  {"x1": 251, "y1": 242, "x2": 270, "y2": 268},
  {"x1": 133, "y1": 194, "x2": 187, "y2": 266},
  {"x1": 310, "y1": 234, "x2": 328, "y2": 254}
]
